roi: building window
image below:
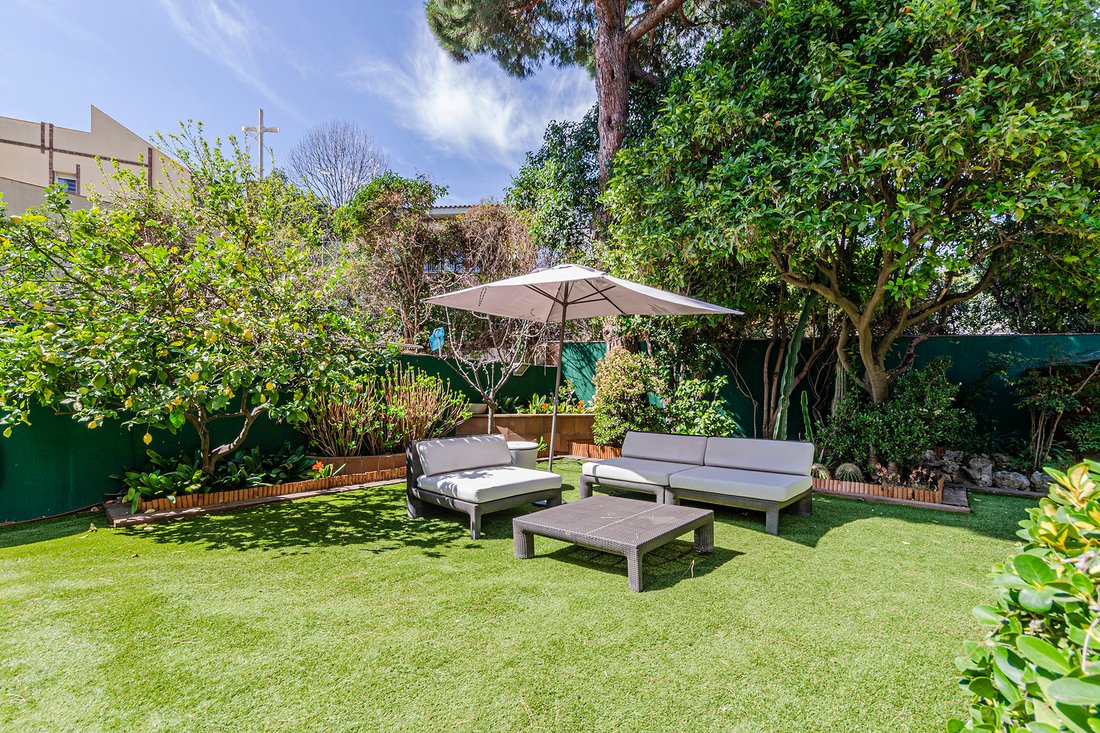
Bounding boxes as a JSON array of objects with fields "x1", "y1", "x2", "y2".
[{"x1": 54, "y1": 175, "x2": 77, "y2": 194}]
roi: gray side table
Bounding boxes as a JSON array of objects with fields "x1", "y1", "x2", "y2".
[{"x1": 513, "y1": 495, "x2": 714, "y2": 591}]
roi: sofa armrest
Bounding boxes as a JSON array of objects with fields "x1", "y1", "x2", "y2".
[{"x1": 406, "y1": 441, "x2": 425, "y2": 493}]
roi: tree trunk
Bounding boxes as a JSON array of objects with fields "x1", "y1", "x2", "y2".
[{"x1": 593, "y1": 0, "x2": 630, "y2": 185}]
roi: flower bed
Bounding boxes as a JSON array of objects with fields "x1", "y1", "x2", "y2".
[
  {"x1": 569, "y1": 441, "x2": 622, "y2": 460},
  {"x1": 307, "y1": 453, "x2": 405, "y2": 476},
  {"x1": 137, "y1": 469, "x2": 404, "y2": 512},
  {"x1": 812, "y1": 476, "x2": 945, "y2": 505}
]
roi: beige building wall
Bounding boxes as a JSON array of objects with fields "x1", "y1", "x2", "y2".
[{"x1": 0, "y1": 105, "x2": 177, "y2": 214}]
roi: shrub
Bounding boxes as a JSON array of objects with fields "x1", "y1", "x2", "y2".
[
  {"x1": 1068, "y1": 412, "x2": 1100, "y2": 455},
  {"x1": 951, "y1": 460, "x2": 1100, "y2": 732},
  {"x1": 302, "y1": 364, "x2": 469, "y2": 456},
  {"x1": 993, "y1": 354, "x2": 1100, "y2": 470},
  {"x1": 663, "y1": 376, "x2": 743, "y2": 438},
  {"x1": 592, "y1": 347, "x2": 666, "y2": 446},
  {"x1": 819, "y1": 359, "x2": 975, "y2": 471},
  {"x1": 518, "y1": 380, "x2": 592, "y2": 414},
  {"x1": 116, "y1": 443, "x2": 315, "y2": 510}
]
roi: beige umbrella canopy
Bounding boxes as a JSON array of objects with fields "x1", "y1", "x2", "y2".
[{"x1": 426, "y1": 264, "x2": 741, "y2": 469}]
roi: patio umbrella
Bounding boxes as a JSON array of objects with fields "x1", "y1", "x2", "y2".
[{"x1": 425, "y1": 264, "x2": 741, "y2": 470}]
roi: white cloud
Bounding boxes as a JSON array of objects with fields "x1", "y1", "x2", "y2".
[
  {"x1": 344, "y1": 24, "x2": 595, "y2": 166},
  {"x1": 158, "y1": 0, "x2": 297, "y2": 117}
]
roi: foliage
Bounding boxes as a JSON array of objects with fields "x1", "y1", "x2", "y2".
[
  {"x1": 991, "y1": 353, "x2": 1100, "y2": 470},
  {"x1": 507, "y1": 112, "x2": 600, "y2": 260},
  {"x1": 424, "y1": 0, "x2": 749, "y2": 177},
  {"x1": 1068, "y1": 414, "x2": 1100, "y2": 455},
  {"x1": 591, "y1": 346, "x2": 666, "y2": 446},
  {"x1": 0, "y1": 125, "x2": 385, "y2": 474},
  {"x1": 336, "y1": 175, "x2": 536, "y2": 347},
  {"x1": 819, "y1": 360, "x2": 975, "y2": 471},
  {"x1": 334, "y1": 172, "x2": 448, "y2": 345},
  {"x1": 507, "y1": 84, "x2": 672, "y2": 257},
  {"x1": 301, "y1": 363, "x2": 470, "y2": 457},
  {"x1": 115, "y1": 443, "x2": 315, "y2": 510},
  {"x1": 518, "y1": 380, "x2": 591, "y2": 414},
  {"x1": 606, "y1": 0, "x2": 1100, "y2": 403},
  {"x1": 663, "y1": 376, "x2": 743, "y2": 438},
  {"x1": 951, "y1": 460, "x2": 1100, "y2": 733}
]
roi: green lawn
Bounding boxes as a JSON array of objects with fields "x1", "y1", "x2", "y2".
[{"x1": 0, "y1": 460, "x2": 1028, "y2": 732}]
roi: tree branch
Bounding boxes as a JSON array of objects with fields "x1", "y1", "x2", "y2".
[{"x1": 625, "y1": 0, "x2": 687, "y2": 45}]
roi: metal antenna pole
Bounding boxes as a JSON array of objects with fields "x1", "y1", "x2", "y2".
[
  {"x1": 547, "y1": 284, "x2": 569, "y2": 472},
  {"x1": 242, "y1": 108, "x2": 279, "y2": 179}
]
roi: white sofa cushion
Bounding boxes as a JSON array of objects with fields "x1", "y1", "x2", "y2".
[
  {"x1": 417, "y1": 466, "x2": 562, "y2": 504},
  {"x1": 669, "y1": 466, "x2": 812, "y2": 502},
  {"x1": 582, "y1": 457, "x2": 699, "y2": 487},
  {"x1": 622, "y1": 431, "x2": 708, "y2": 465},
  {"x1": 416, "y1": 434, "x2": 512, "y2": 477},
  {"x1": 703, "y1": 437, "x2": 814, "y2": 477}
]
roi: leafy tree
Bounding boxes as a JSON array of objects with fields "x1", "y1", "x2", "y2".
[
  {"x1": 336, "y1": 175, "x2": 537, "y2": 348},
  {"x1": 606, "y1": 0, "x2": 1100, "y2": 403},
  {"x1": 335, "y1": 172, "x2": 449, "y2": 346},
  {"x1": 426, "y1": 0, "x2": 752, "y2": 181},
  {"x1": 507, "y1": 81, "x2": 670, "y2": 255},
  {"x1": 0, "y1": 129, "x2": 387, "y2": 474},
  {"x1": 508, "y1": 112, "x2": 600, "y2": 260}
]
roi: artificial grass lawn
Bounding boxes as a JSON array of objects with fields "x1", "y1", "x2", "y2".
[{"x1": 0, "y1": 460, "x2": 1029, "y2": 732}]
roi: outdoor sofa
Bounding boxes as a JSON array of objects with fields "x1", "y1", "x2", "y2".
[
  {"x1": 579, "y1": 431, "x2": 814, "y2": 535},
  {"x1": 407, "y1": 434, "x2": 563, "y2": 539}
]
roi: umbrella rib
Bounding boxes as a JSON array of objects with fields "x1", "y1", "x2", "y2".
[
  {"x1": 570, "y1": 282, "x2": 628, "y2": 315},
  {"x1": 523, "y1": 284, "x2": 565, "y2": 307}
]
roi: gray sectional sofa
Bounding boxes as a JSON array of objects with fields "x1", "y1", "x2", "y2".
[
  {"x1": 407, "y1": 434, "x2": 563, "y2": 539},
  {"x1": 579, "y1": 431, "x2": 814, "y2": 535}
]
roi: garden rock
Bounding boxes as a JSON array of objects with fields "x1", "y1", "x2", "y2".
[
  {"x1": 965, "y1": 456, "x2": 994, "y2": 486},
  {"x1": 1031, "y1": 471, "x2": 1052, "y2": 492},
  {"x1": 993, "y1": 471, "x2": 1031, "y2": 492},
  {"x1": 992, "y1": 453, "x2": 1014, "y2": 469}
]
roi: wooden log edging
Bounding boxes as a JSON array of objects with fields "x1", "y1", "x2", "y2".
[
  {"x1": 136, "y1": 468, "x2": 405, "y2": 513},
  {"x1": 812, "y1": 477, "x2": 945, "y2": 505},
  {"x1": 568, "y1": 442, "x2": 622, "y2": 460}
]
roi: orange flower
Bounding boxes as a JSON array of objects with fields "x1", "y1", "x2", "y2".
[{"x1": 311, "y1": 461, "x2": 325, "y2": 471}]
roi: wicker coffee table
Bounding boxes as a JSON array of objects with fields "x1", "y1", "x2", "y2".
[{"x1": 513, "y1": 495, "x2": 714, "y2": 592}]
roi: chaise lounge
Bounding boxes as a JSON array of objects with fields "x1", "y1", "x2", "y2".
[
  {"x1": 579, "y1": 431, "x2": 814, "y2": 535},
  {"x1": 407, "y1": 434, "x2": 564, "y2": 539}
]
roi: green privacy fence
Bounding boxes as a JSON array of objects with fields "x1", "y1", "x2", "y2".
[
  {"x1": 0, "y1": 349, "x2": 595, "y2": 523},
  {"x1": 715, "y1": 333, "x2": 1100, "y2": 439},
  {"x1": 2, "y1": 336, "x2": 1097, "y2": 523}
]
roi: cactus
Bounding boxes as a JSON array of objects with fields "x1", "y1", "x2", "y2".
[
  {"x1": 835, "y1": 463, "x2": 865, "y2": 482},
  {"x1": 811, "y1": 463, "x2": 831, "y2": 480}
]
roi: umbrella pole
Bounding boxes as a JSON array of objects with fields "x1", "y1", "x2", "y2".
[{"x1": 547, "y1": 295, "x2": 568, "y2": 473}]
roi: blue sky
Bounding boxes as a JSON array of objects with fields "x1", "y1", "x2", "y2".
[{"x1": 1, "y1": 0, "x2": 596, "y2": 203}]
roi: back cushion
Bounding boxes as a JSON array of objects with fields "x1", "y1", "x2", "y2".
[
  {"x1": 704, "y1": 437, "x2": 815, "y2": 476},
  {"x1": 416, "y1": 435, "x2": 512, "y2": 476},
  {"x1": 621, "y1": 431, "x2": 707, "y2": 465}
]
